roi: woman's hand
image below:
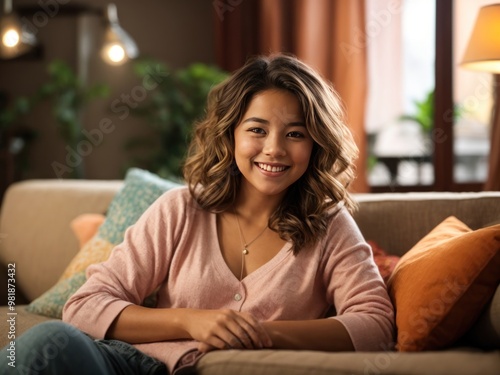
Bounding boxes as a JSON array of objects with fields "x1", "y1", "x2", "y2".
[{"x1": 184, "y1": 309, "x2": 273, "y2": 353}]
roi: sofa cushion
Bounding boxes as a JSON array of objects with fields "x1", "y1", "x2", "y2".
[
  {"x1": 196, "y1": 349, "x2": 500, "y2": 375},
  {"x1": 387, "y1": 216, "x2": 500, "y2": 351},
  {"x1": 26, "y1": 168, "x2": 180, "y2": 319}
]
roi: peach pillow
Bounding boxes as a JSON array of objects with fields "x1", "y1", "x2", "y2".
[
  {"x1": 70, "y1": 213, "x2": 106, "y2": 248},
  {"x1": 387, "y1": 216, "x2": 500, "y2": 351}
]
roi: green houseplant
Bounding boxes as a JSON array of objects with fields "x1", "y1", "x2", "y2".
[
  {"x1": 399, "y1": 89, "x2": 435, "y2": 135},
  {"x1": 38, "y1": 60, "x2": 109, "y2": 178},
  {"x1": 126, "y1": 59, "x2": 228, "y2": 179},
  {"x1": 399, "y1": 88, "x2": 464, "y2": 137},
  {"x1": 1, "y1": 60, "x2": 109, "y2": 179},
  {"x1": 0, "y1": 91, "x2": 37, "y2": 187}
]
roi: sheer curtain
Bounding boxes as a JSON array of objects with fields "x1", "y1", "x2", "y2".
[{"x1": 214, "y1": 0, "x2": 369, "y2": 192}]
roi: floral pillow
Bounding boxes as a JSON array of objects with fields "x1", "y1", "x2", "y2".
[{"x1": 368, "y1": 240, "x2": 400, "y2": 284}]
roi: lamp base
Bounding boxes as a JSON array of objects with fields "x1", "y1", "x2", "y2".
[{"x1": 484, "y1": 74, "x2": 500, "y2": 191}]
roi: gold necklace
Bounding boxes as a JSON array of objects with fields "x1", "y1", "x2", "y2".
[{"x1": 234, "y1": 210, "x2": 268, "y2": 281}]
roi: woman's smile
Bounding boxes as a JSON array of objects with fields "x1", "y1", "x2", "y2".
[{"x1": 255, "y1": 162, "x2": 290, "y2": 174}]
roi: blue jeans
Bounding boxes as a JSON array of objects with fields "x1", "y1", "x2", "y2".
[{"x1": 1, "y1": 321, "x2": 168, "y2": 374}]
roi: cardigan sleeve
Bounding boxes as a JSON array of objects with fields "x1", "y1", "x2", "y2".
[
  {"x1": 62, "y1": 188, "x2": 184, "y2": 339},
  {"x1": 321, "y1": 207, "x2": 396, "y2": 351}
]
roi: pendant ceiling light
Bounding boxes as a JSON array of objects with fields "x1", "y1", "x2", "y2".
[
  {"x1": 101, "y1": 3, "x2": 138, "y2": 66},
  {"x1": 0, "y1": 0, "x2": 37, "y2": 59}
]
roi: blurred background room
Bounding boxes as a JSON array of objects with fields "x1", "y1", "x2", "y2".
[{"x1": 1, "y1": 0, "x2": 499, "y2": 201}]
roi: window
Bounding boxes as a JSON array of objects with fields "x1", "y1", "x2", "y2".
[
  {"x1": 365, "y1": 0, "x2": 491, "y2": 192},
  {"x1": 366, "y1": 0, "x2": 436, "y2": 188}
]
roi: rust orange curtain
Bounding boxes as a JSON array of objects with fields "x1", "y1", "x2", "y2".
[
  {"x1": 214, "y1": 0, "x2": 369, "y2": 193},
  {"x1": 485, "y1": 74, "x2": 500, "y2": 191}
]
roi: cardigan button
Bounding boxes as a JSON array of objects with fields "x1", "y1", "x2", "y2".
[{"x1": 234, "y1": 293, "x2": 242, "y2": 301}]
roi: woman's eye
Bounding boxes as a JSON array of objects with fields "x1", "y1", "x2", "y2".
[
  {"x1": 249, "y1": 128, "x2": 266, "y2": 134},
  {"x1": 287, "y1": 131, "x2": 304, "y2": 138}
]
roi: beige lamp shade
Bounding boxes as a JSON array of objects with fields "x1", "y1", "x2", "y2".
[{"x1": 461, "y1": 4, "x2": 500, "y2": 73}]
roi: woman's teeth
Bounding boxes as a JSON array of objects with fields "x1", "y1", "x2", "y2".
[{"x1": 258, "y1": 163, "x2": 287, "y2": 172}]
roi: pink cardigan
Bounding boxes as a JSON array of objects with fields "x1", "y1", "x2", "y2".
[{"x1": 63, "y1": 187, "x2": 394, "y2": 372}]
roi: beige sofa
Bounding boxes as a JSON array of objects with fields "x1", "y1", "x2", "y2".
[{"x1": 1, "y1": 179, "x2": 499, "y2": 375}]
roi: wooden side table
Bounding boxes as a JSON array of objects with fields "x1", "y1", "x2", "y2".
[{"x1": 376, "y1": 154, "x2": 432, "y2": 186}]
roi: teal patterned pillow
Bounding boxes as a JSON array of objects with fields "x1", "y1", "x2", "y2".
[
  {"x1": 27, "y1": 168, "x2": 181, "y2": 318},
  {"x1": 25, "y1": 271, "x2": 87, "y2": 319}
]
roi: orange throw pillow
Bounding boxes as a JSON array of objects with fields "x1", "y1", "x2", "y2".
[
  {"x1": 70, "y1": 213, "x2": 106, "y2": 248},
  {"x1": 387, "y1": 216, "x2": 500, "y2": 351}
]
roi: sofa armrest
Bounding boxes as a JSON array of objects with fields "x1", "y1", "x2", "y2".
[
  {"x1": 461, "y1": 284, "x2": 500, "y2": 350},
  {"x1": 0, "y1": 179, "x2": 123, "y2": 302}
]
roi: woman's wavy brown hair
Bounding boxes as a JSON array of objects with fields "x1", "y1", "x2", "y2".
[{"x1": 183, "y1": 54, "x2": 359, "y2": 254}]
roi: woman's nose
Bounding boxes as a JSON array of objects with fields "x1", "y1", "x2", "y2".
[{"x1": 263, "y1": 133, "x2": 286, "y2": 157}]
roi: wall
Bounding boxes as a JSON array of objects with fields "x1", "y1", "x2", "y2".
[{"x1": 0, "y1": 0, "x2": 216, "y2": 180}]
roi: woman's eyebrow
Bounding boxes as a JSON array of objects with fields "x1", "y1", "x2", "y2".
[
  {"x1": 286, "y1": 121, "x2": 306, "y2": 127},
  {"x1": 242, "y1": 117, "x2": 306, "y2": 127},
  {"x1": 242, "y1": 117, "x2": 268, "y2": 124}
]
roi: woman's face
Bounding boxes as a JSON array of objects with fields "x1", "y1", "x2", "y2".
[{"x1": 233, "y1": 89, "x2": 314, "y2": 199}]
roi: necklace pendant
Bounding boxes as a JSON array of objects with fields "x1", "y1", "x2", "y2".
[{"x1": 242, "y1": 248, "x2": 249, "y2": 255}]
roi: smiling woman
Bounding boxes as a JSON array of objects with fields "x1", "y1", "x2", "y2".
[
  {"x1": 184, "y1": 54, "x2": 360, "y2": 254},
  {"x1": 2, "y1": 54, "x2": 395, "y2": 375}
]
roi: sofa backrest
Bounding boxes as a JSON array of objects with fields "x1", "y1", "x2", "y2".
[
  {"x1": 353, "y1": 191, "x2": 500, "y2": 256},
  {"x1": 0, "y1": 179, "x2": 123, "y2": 301},
  {"x1": 1, "y1": 179, "x2": 499, "y2": 302}
]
